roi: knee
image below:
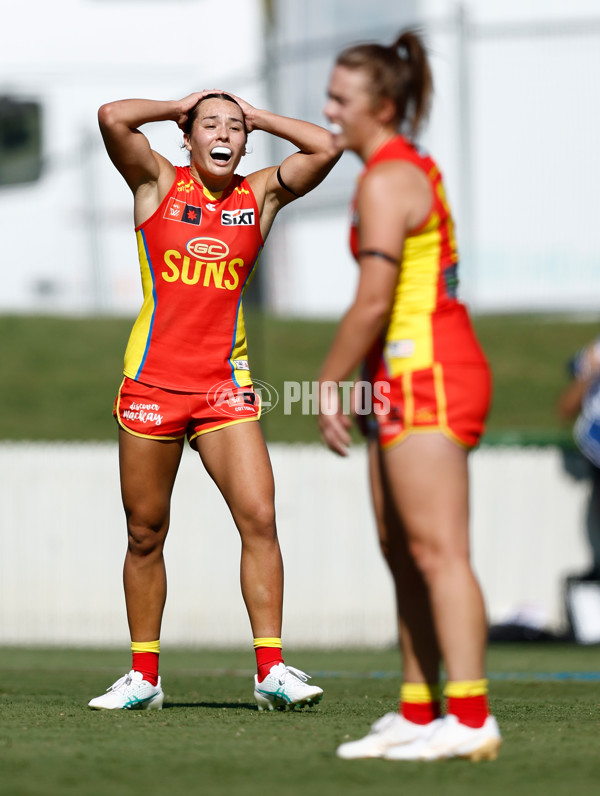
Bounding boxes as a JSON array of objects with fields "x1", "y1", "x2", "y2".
[
  {"x1": 238, "y1": 500, "x2": 277, "y2": 543},
  {"x1": 126, "y1": 510, "x2": 168, "y2": 558},
  {"x1": 407, "y1": 538, "x2": 447, "y2": 583},
  {"x1": 407, "y1": 537, "x2": 469, "y2": 584}
]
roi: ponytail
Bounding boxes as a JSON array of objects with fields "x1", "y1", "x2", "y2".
[
  {"x1": 392, "y1": 30, "x2": 433, "y2": 137},
  {"x1": 336, "y1": 29, "x2": 433, "y2": 138}
]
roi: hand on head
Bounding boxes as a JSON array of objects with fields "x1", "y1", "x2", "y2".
[
  {"x1": 207, "y1": 90, "x2": 256, "y2": 131},
  {"x1": 176, "y1": 90, "x2": 255, "y2": 132},
  {"x1": 175, "y1": 93, "x2": 207, "y2": 130}
]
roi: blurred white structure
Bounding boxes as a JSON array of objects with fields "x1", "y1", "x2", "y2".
[
  {"x1": 267, "y1": 0, "x2": 600, "y2": 316},
  {"x1": 0, "y1": 442, "x2": 590, "y2": 646},
  {"x1": 1, "y1": 0, "x2": 600, "y2": 317},
  {"x1": 0, "y1": 0, "x2": 268, "y2": 314}
]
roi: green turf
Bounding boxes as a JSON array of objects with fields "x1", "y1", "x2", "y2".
[
  {"x1": 472, "y1": 314, "x2": 599, "y2": 439},
  {"x1": 1, "y1": 645, "x2": 599, "y2": 796},
  {"x1": 0, "y1": 313, "x2": 597, "y2": 443}
]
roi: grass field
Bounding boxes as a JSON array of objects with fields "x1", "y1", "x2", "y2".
[
  {"x1": 1, "y1": 644, "x2": 599, "y2": 796},
  {"x1": 2, "y1": 316, "x2": 598, "y2": 794},
  {"x1": 0, "y1": 312, "x2": 598, "y2": 444}
]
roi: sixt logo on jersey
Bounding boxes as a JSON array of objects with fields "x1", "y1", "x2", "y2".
[
  {"x1": 163, "y1": 198, "x2": 202, "y2": 225},
  {"x1": 222, "y1": 209, "x2": 255, "y2": 226}
]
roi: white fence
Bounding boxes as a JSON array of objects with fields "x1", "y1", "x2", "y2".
[{"x1": 0, "y1": 442, "x2": 591, "y2": 647}]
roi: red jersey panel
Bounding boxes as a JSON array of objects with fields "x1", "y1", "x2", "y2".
[{"x1": 124, "y1": 166, "x2": 264, "y2": 391}]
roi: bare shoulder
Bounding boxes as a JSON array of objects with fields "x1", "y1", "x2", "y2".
[
  {"x1": 133, "y1": 150, "x2": 177, "y2": 226},
  {"x1": 359, "y1": 160, "x2": 432, "y2": 228},
  {"x1": 361, "y1": 159, "x2": 429, "y2": 199}
]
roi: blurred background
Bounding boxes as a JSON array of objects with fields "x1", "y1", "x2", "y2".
[
  {"x1": 2, "y1": 0, "x2": 600, "y2": 648},
  {"x1": 2, "y1": 0, "x2": 600, "y2": 317}
]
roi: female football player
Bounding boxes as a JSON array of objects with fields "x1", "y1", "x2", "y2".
[
  {"x1": 319, "y1": 31, "x2": 501, "y2": 760},
  {"x1": 88, "y1": 90, "x2": 338, "y2": 711}
]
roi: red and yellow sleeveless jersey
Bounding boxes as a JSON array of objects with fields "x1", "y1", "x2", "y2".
[
  {"x1": 350, "y1": 135, "x2": 486, "y2": 381},
  {"x1": 124, "y1": 166, "x2": 263, "y2": 391}
]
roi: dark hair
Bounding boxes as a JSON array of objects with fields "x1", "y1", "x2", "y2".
[
  {"x1": 336, "y1": 30, "x2": 433, "y2": 138},
  {"x1": 183, "y1": 92, "x2": 248, "y2": 139}
]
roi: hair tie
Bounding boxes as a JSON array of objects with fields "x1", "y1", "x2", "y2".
[{"x1": 396, "y1": 41, "x2": 409, "y2": 60}]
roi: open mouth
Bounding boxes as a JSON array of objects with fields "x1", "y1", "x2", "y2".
[
  {"x1": 328, "y1": 123, "x2": 343, "y2": 135},
  {"x1": 210, "y1": 146, "x2": 233, "y2": 163}
]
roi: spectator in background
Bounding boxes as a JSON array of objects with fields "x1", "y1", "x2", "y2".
[{"x1": 558, "y1": 337, "x2": 600, "y2": 581}]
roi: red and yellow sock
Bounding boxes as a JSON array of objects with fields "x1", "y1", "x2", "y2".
[
  {"x1": 254, "y1": 637, "x2": 283, "y2": 682},
  {"x1": 131, "y1": 640, "x2": 160, "y2": 686},
  {"x1": 444, "y1": 679, "x2": 489, "y2": 728},
  {"x1": 400, "y1": 682, "x2": 442, "y2": 725}
]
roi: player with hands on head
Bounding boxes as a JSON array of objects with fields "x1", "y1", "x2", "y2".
[
  {"x1": 318, "y1": 31, "x2": 501, "y2": 761},
  {"x1": 87, "y1": 88, "x2": 339, "y2": 712}
]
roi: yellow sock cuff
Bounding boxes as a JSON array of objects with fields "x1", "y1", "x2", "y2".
[
  {"x1": 253, "y1": 637, "x2": 282, "y2": 649},
  {"x1": 131, "y1": 640, "x2": 160, "y2": 654},
  {"x1": 400, "y1": 682, "x2": 441, "y2": 704},
  {"x1": 444, "y1": 679, "x2": 488, "y2": 698}
]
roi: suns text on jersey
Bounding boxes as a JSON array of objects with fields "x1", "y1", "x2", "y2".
[{"x1": 161, "y1": 249, "x2": 246, "y2": 290}]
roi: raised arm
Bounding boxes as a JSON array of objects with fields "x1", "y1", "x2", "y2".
[
  {"x1": 220, "y1": 92, "x2": 340, "y2": 235},
  {"x1": 97, "y1": 94, "x2": 205, "y2": 223},
  {"x1": 256, "y1": 109, "x2": 341, "y2": 202}
]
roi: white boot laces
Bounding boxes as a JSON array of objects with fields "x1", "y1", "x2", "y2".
[
  {"x1": 284, "y1": 665, "x2": 311, "y2": 683},
  {"x1": 107, "y1": 672, "x2": 133, "y2": 693}
]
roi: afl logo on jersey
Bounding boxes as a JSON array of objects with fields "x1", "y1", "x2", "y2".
[
  {"x1": 186, "y1": 237, "x2": 230, "y2": 261},
  {"x1": 222, "y1": 209, "x2": 255, "y2": 226}
]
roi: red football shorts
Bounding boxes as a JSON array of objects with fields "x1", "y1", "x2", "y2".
[
  {"x1": 113, "y1": 376, "x2": 261, "y2": 443},
  {"x1": 373, "y1": 362, "x2": 492, "y2": 449}
]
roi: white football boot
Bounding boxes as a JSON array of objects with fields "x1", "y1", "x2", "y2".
[
  {"x1": 88, "y1": 670, "x2": 164, "y2": 710},
  {"x1": 336, "y1": 712, "x2": 436, "y2": 759},
  {"x1": 383, "y1": 714, "x2": 502, "y2": 761},
  {"x1": 253, "y1": 663, "x2": 323, "y2": 711}
]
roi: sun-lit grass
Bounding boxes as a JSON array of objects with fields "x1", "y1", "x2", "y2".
[{"x1": 1, "y1": 645, "x2": 599, "y2": 796}]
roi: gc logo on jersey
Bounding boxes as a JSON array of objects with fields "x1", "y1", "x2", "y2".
[
  {"x1": 222, "y1": 209, "x2": 255, "y2": 226},
  {"x1": 186, "y1": 237, "x2": 230, "y2": 261}
]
